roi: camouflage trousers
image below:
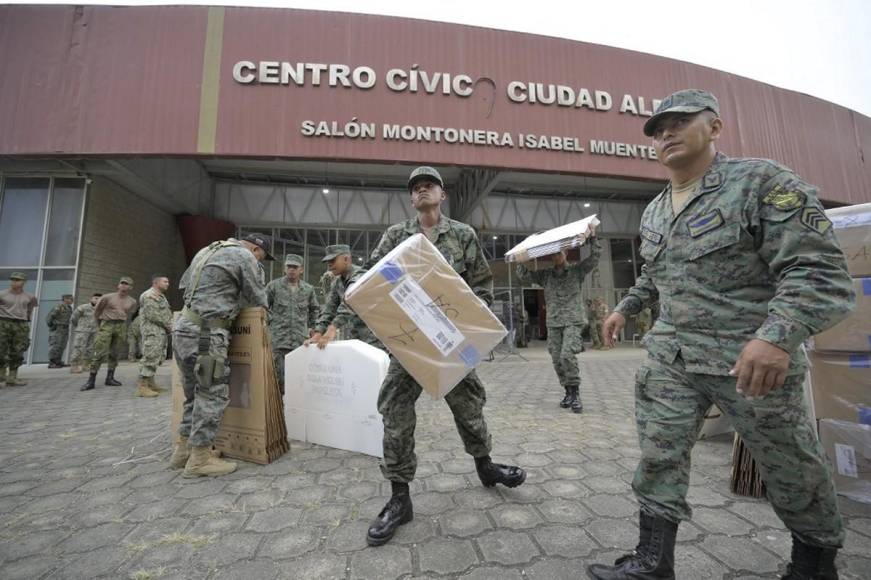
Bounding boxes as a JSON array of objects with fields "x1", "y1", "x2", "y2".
[
  {"x1": 127, "y1": 327, "x2": 139, "y2": 358},
  {"x1": 633, "y1": 355, "x2": 844, "y2": 548},
  {"x1": 0, "y1": 319, "x2": 30, "y2": 371},
  {"x1": 378, "y1": 357, "x2": 492, "y2": 482},
  {"x1": 173, "y1": 324, "x2": 231, "y2": 447},
  {"x1": 590, "y1": 321, "x2": 604, "y2": 349},
  {"x1": 90, "y1": 320, "x2": 127, "y2": 373},
  {"x1": 138, "y1": 325, "x2": 167, "y2": 378},
  {"x1": 48, "y1": 326, "x2": 69, "y2": 362},
  {"x1": 71, "y1": 330, "x2": 96, "y2": 366},
  {"x1": 271, "y1": 341, "x2": 303, "y2": 395},
  {"x1": 547, "y1": 325, "x2": 584, "y2": 389}
]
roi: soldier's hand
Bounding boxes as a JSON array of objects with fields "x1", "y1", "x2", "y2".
[
  {"x1": 316, "y1": 325, "x2": 337, "y2": 350},
  {"x1": 602, "y1": 312, "x2": 625, "y2": 348},
  {"x1": 304, "y1": 332, "x2": 322, "y2": 347},
  {"x1": 730, "y1": 339, "x2": 790, "y2": 399}
]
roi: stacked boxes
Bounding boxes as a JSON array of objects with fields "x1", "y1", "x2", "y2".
[{"x1": 807, "y1": 203, "x2": 871, "y2": 502}]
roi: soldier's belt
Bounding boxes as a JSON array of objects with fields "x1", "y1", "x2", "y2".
[
  {"x1": 0, "y1": 317, "x2": 28, "y2": 323},
  {"x1": 181, "y1": 306, "x2": 231, "y2": 330}
]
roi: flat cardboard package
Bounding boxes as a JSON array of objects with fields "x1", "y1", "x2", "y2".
[
  {"x1": 284, "y1": 340, "x2": 389, "y2": 457},
  {"x1": 819, "y1": 419, "x2": 871, "y2": 504},
  {"x1": 345, "y1": 233, "x2": 507, "y2": 399},
  {"x1": 810, "y1": 277, "x2": 871, "y2": 353},
  {"x1": 827, "y1": 202, "x2": 871, "y2": 277},
  {"x1": 171, "y1": 308, "x2": 289, "y2": 464},
  {"x1": 808, "y1": 351, "x2": 871, "y2": 424},
  {"x1": 505, "y1": 216, "x2": 600, "y2": 263}
]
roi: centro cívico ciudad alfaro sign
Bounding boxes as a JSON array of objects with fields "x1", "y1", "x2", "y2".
[{"x1": 232, "y1": 61, "x2": 661, "y2": 161}]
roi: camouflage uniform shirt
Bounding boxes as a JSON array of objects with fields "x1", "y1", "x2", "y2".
[
  {"x1": 516, "y1": 239, "x2": 601, "y2": 327},
  {"x1": 139, "y1": 288, "x2": 172, "y2": 333},
  {"x1": 47, "y1": 303, "x2": 72, "y2": 330},
  {"x1": 315, "y1": 264, "x2": 366, "y2": 334},
  {"x1": 266, "y1": 278, "x2": 319, "y2": 349},
  {"x1": 70, "y1": 303, "x2": 97, "y2": 333},
  {"x1": 615, "y1": 153, "x2": 854, "y2": 376}
]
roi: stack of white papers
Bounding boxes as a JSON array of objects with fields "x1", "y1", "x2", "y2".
[{"x1": 504, "y1": 215, "x2": 600, "y2": 263}]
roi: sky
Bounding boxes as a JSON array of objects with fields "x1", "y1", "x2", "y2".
[{"x1": 11, "y1": 0, "x2": 871, "y2": 117}]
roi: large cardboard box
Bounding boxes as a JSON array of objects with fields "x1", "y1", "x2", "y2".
[
  {"x1": 171, "y1": 308, "x2": 289, "y2": 464},
  {"x1": 819, "y1": 419, "x2": 871, "y2": 504},
  {"x1": 284, "y1": 340, "x2": 389, "y2": 457},
  {"x1": 808, "y1": 351, "x2": 871, "y2": 423},
  {"x1": 345, "y1": 233, "x2": 507, "y2": 399},
  {"x1": 811, "y1": 277, "x2": 871, "y2": 353},
  {"x1": 827, "y1": 203, "x2": 871, "y2": 277}
]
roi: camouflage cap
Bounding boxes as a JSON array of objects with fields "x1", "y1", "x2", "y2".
[
  {"x1": 241, "y1": 232, "x2": 275, "y2": 261},
  {"x1": 408, "y1": 166, "x2": 444, "y2": 192},
  {"x1": 643, "y1": 89, "x2": 720, "y2": 137},
  {"x1": 322, "y1": 244, "x2": 351, "y2": 262},
  {"x1": 62, "y1": 294, "x2": 73, "y2": 300},
  {"x1": 285, "y1": 254, "x2": 304, "y2": 267},
  {"x1": 9, "y1": 272, "x2": 27, "y2": 281},
  {"x1": 119, "y1": 276, "x2": 133, "y2": 285}
]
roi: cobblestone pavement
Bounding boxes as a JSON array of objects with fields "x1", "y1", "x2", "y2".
[{"x1": 1, "y1": 346, "x2": 869, "y2": 580}]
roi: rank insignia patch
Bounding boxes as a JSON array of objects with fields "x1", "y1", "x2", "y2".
[
  {"x1": 640, "y1": 226, "x2": 663, "y2": 245},
  {"x1": 762, "y1": 186, "x2": 805, "y2": 211},
  {"x1": 687, "y1": 209, "x2": 725, "y2": 238},
  {"x1": 800, "y1": 207, "x2": 832, "y2": 234}
]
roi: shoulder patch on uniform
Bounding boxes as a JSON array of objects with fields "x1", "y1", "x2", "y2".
[
  {"x1": 687, "y1": 208, "x2": 725, "y2": 238},
  {"x1": 800, "y1": 207, "x2": 832, "y2": 234},
  {"x1": 762, "y1": 185, "x2": 805, "y2": 211},
  {"x1": 640, "y1": 226, "x2": 662, "y2": 245}
]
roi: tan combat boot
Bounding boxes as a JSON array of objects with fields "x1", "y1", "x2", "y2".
[
  {"x1": 135, "y1": 377, "x2": 159, "y2": 398},
  {"x1": 5, "y1": 369, "x2": 27, "y2": 386},
  {"x1": 147, "y1": 376, "x2": 167, "y2": 393},
  {"x1": 183, "y1": 446, "x2": 237, "y2": 478},
  {"x1": 169, "y1": 436, "x2": 190, "y2": 469}
]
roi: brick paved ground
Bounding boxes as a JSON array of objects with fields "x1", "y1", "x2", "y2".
[{"x1": 1, "y1": 345, "x2": 869, "y2": 579}]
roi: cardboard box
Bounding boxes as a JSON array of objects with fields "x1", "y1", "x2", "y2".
[
  {"x1": 808, "y1": 351, "x2": 871, "y2": 423},
  {"x1": 827, "y1": 203, "x2": 871, "y2": 277},
  {"x1": 811, "y1": 277, "x2": 871, "y2": 353},
  {"x1": 345, "y1": 233, "x2": 507, "y2": 399},
  {"x1": 505, "y1": 215, "x2": 599, "y2": 263},
  {"x1": 171, "y1": 308, "x2": 289, "y2": 464},
  {"x1": 284, "y1": 340, "x2": 389, "y2": 457},
  {"x1": 819, "y1": 419, "x2": 871, "y2": 504}
]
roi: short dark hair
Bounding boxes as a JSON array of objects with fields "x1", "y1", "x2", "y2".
[
  {"x1": 92, "y1": 293, "x2": 102, "y2": 297},
  {"x1": 151, "y1": 274, "x2": 168, "y2": 282}
]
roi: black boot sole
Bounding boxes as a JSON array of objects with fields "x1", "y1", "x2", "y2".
[
  {"x1": 105, "y1": 381, "x2": 122, "y2": 386},
  {"x1": 559, "y1": 401, "x2": 571, "y2": 408},
  {"x1": 366, "y1": 511, "x2": 413, "y2": 547},
  {"x1": 481, "y1": 469, "x2": 527, "y2": 489},
  {"x1": 80, "y1": 385, "x2": 95, "y2": 391}
]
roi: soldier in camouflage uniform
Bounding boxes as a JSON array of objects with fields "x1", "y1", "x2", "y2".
[
  {"x1": 328, "y1": 166, "x2": 526, "y2": 547},
  {"x1": 69, "y1": 293, "x2": 101, "y2": 373},
  {"x1": 0, "y1": 272, "x2": 38, "y2": 386},
  {"x1": 127, "y1": 315, "x2": 142, "y2": 361},
  {"x1": 46, "y1": 294, "x2": 74, "y2": 367},
  {"x1": 266, "y1": 254, "x2": 319, "y2": 393},
  {"x1": 136, "y1": 275, "x2": 173, "y2": 398},
  {"x1": 170, "y1": 233, "x2": 270, "y2": 478},
  {"x1": 308, "y1": 245, "x2": 380, "y2": 349},
  {"x1": 516, "y1": 238, "x2": 601, "y2": 413},
  {"x1": 590, "y1": 90, "x2": 855, "y2": 580},
  {"x1": 81, "y1": 277, "x2": 138, "y2": 391},
  {"x1": 635, "y1": 306, "x2": 652, "y2": 345},
  {"x1": 588, "y1": 298, "x2": 608, "y2": 350}
]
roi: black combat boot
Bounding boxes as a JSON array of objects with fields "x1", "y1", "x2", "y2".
[
  {"x1": 367, "y1": 482, "x2": 413, "y2": 547},
  {"x1": 781, "y1": 535, "x2": 839, "y2": 580},
  {"x1": 475, "y1": 455, "x2": 527, "y2": 488},
  {"x1": 570, "y1": 386, "x2": 584, "y2": 414},
  {"x1": 560, "y1": 387, "x2": 572, "y2": 408},
  {"x1": 587, "y1": 511, "x2": 678, "y2": 580},
  {"x1": 48, "y1": 360, "x2": 60, "y2": 369},
  {"x1": 80, "y1": 372, "x2": 97, "y2": 391},
  {"x1": 104, "y1": 369, "x2": 122, "y2": 386}
]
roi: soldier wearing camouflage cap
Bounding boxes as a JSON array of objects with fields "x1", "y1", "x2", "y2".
[
  {"x1": 82, "y1": 277, "x2": 138, "y2": 391},
  {"x1": 307, "y1": 244, "x2": 379, "y2": 348},
  {"x1": 327, "y1": 165, "x2": 526, "y2": 547},
  {"x1": 0, "y1": 272, "x2": 38, "y2": 386},
  {"x1": 46, "y1": 294, "x2": 74, "y2": 368},
  {"x1": 266, "y1": 254, "x2": 319, "y2": 391},
  {"x1": 589, "y1": 89, "x2": 855, "y2": 580}
]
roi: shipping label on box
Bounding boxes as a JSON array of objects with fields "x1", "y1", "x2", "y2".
[
  {"x1": 345, "y1": 233, "x2": 507, "y2": 399},
  {"x1": 811, "y1": 277, "x2": 871, "y2": 353},
  {"x1": 827, "y1": 203, "x2": 871, "y2": 277},
  {"x1": 808, "y1": 351, "x2": 871, "y2": 423},
  {"x1": 819, "y1": 419, "x2": 871, "y2": 504}
]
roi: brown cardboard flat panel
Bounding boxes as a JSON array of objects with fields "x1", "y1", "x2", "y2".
[
  {"x1": 819, "y1": 419, "x2": 871, "y2": 504},
  {"x1": 808, "y1": 351, "x2": 871, "y2": 423},
  {"x1": 345, "y1": 234, "x2": 506, "y2": 399},
  {"x1": 828, "y1": 204, "x2": 871, "y2": 277},
  {"x1": 811, "y1": 277, "x2": 871, "y2": 353}
]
